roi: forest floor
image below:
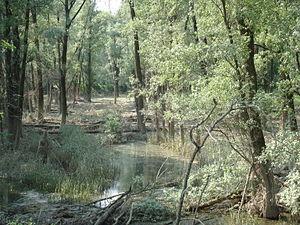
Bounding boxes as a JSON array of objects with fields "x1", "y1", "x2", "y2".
[
  {"x1": 22, "y1": 95, "x2": 150, "y2": 140},
  {"x1": 24, "y1": 95, "x2": 136, "y2": 125}
]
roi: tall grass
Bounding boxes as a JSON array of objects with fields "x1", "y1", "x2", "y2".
[{"x1": 0, "y1": 126, "x2": 114, "y2": 202}]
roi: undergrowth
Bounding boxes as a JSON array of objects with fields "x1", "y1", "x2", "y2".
[{"x1": 0, "y1": 126, "x2": 114, "y2": 202}]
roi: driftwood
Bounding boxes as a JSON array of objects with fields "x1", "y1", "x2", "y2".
[{"x1": 94, "y1": 188, "x2": 131, "y2": 225}]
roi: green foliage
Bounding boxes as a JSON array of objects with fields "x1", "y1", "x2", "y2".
[
  {"x1": 261, "y1": 132, "x2": 300, "y2": 169},
  {"x1": 131, "y1": 175, "x2": 143, "y2": 191},
  {"x1": 103, "y1": 110, "x2": 123, "y2": 135},
  {"x1": 7, "y1": 218, "x2": 35, "y2": 225},
  {"x1": 261, "y1": 132, "x2": 300, "y2": 214},
  {"x1": 280, "y1": 170, "x2": 300, "y2": 215},
  {"x1": 188, "y1": 141, "x2": 248, "y2": 203},
  {"x1": 133, "y1": 198, "x2": 173, "y2": 222},
  {"x1": 0, "y1": 40, "x2": 15, "y2": 50}
]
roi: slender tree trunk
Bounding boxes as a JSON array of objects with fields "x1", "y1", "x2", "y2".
[
  {"x1": 112, "y1": 59, "x2": 120, "y2": 104},
  {"x1": 78, "y1": 57, "x2": 83, "y2": 99},
  {"x1": 280, "y1": 72, "x2": 298, "y2": 132},
  {"x1": 287, "y1": 93, "x2": 298, "y2": 132},
  {"x1": 168, "y1": 120, "x2": 175, "y2": 140},
  {"x1": 32, "y1": 6, "x2": 44, "y2": 123},
  {"x1": 60, "y1": 0, "x2": 87, "y2": 110},
  {"x1": 296, "y1": 52, "x2": 300, "y2": 72},
  {"x1": 190, "y1": 0, "x2": 199, "y2": 44},
  {"x1": 86, "y1": 37, "x2": 92, "y2": 102},
  {"x1": 60, "y1": 20, "x2": 69, "y2": 124},
  {"x1": 161, "y1": 98, "x2": 168, "y2": 140},
  {"x1": 57, "y1": 33, "x2": 62, "y2": 114},
  {"x1": 0, "y1": 49, "x2": 5, "y2": 115},
  {"x1": 30, "y1": 62, "x2": 37, "y2": 110},
  {"x1": 155, "y1": 110, "x2": 161, "y2": 143},
  {"x1": 129, "y1": 0, "x2": 146, "y2": 133},
  {"x1": 180, "y1": 124, "x2": 185, "y2": 145},
  {"x1": 0, "y1": 11, "x2": 4, "y2": 113}
]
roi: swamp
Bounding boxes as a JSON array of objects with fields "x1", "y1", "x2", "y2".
[{"x1": 0, "y1": 0, "x2": 300, "y2": 224}]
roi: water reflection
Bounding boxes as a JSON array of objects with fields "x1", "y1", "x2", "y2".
[{"x1": 101, "y1": 142, "x2": 186, "y2": 198}]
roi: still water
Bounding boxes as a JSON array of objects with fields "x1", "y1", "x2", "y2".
[
  {"x1": 101, "y1": 142, "x2": 186, "y2": 197},
  {"x1": 0, "y1": 142, "x2": 299, "y2": 225}
]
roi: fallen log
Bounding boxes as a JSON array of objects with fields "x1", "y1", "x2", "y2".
[
  {"x1": 23, "y1": 124, "x2": 60, "y2": 129},
  {"x1": 188, "y1": 190, "x2": 244, "y2": 212}
]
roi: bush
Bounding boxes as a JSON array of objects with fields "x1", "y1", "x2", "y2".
[
  {"x1": 133, "y1": 198, "x2": 173, "y2": 222},
  {"x1": 102, "y1": 110, "x2": 122, "y2": 135},
  {"x1": 261, "y1": 131, "x2": 300, "y2": 215},
  {"x1": 279, "y1": 170, "x2": 300, "y2": 215},
  {"x1": 187, "y1": 140, "x2": 248, "y2": 204}
]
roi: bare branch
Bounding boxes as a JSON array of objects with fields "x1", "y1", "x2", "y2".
[
  {"x1": 238, "y1": 164, "x2": 253, "y2": 216},
  {"x1": 214, "y1": 129, "x2": 252, "y2": 164},
  {"x1": 69, "y1": 0, "x2": 76, "y2": 10},
  {"x1": 59, "y1": 0, "x2": 66, "y2": 7},
  {"x1": 189, "y1": 99, "x2": 217, "y2": 148},
  {"x1": 68, "y1": 0, "x2": 87, "y2": 28}
]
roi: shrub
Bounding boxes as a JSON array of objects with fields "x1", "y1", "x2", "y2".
[
  {"x1": 133, "y1": 198, "x2": 173, "y2": 222},
  {"x1": 187, "y1": 140, "x2": 248, "y2": 204},
  {"x1": 261, "y1": 131, "x2": 300, "y2": 215},
  {"x1": 103, "y1": 110, "x2": 123, "y2": 135},
  {"x1": 279, "y1": 170, "x2": 300, "y2": 215}
]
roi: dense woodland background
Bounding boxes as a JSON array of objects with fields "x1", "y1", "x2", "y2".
[{"x1": 0, "y1": 0, "x2": 300, "y2": 224}]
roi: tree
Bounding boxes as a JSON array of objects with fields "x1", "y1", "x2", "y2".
[
  {"x1": 60, "y1": 0, "x2": 86, "y2": 124},
  {"x1": 32, "y1": 5, "x2": 44, "y2": 123},
  {"x1": 4, "y1": 0, "x2": 30, "y2": 145},
  {"x1": 128, "y1": 0, "x2": 146, "y2": 133}
]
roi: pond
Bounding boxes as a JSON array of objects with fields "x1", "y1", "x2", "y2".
[
  {"x1": 0, "y1": 141, "x2": 298, "y2": 225},
  {"x1": 100, "y1": 142, "x2": 187, "y2": 199}
]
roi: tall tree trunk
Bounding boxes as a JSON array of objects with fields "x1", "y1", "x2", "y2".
[
  {"x1": 280, "y1": 72, "x2": 298, "y2": 132},
  {"x1": 190, "y1": 0, "x2": 199, "y2": 44},
  {"x1": 0, "y1": 10, "x2": 4, "y2": 114},
  {"x1": 168, "y1": 120, "x2": 175, "y2": 140},
  {"x1": 86, "y1": 37, "x2": 92, "y2": 102},
  {"x1": 78, "y1": 57, "x2": 83, "y2": 100},
  {"x1": 59, "y1": 0, "x2": 87, "y2": 120},
  {"x1": 129, "y1": 0, "x2": 146, "y2": 133},
  {"x1": 112, "y1": 59, "x2": 119, "y2": 104},
  {"x1": 155, "y1": 110, "x2": 161, "y2": 143},
  {"x1": 180, "y1": 124, "x2": 185, "y2": 146},
  {"x1": 0, "y1": 49, "x2": 5, "y2": 115},
  {"x1": 60, "y1": 6, "x2": 69, "y2": 124},
  {"x1": 239, "y1": 19, "x2": 279, "y2": 220},
  {"x1": 32, "y1": 6, "x2": 44, "y2": 123},
  {"x1": 30, "y1": 62, "x2": 37, "y2": 110},
  {"x1": 4, "y1": 0, "x2": 19, "y2": 143},
  {"x1": 15, "y1": 1, "x2": 30, "y2": 147}
]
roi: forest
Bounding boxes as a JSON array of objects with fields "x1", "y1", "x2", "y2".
[{"x1": 0, "y1": 0, "x2": 300, "y2": 224}]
